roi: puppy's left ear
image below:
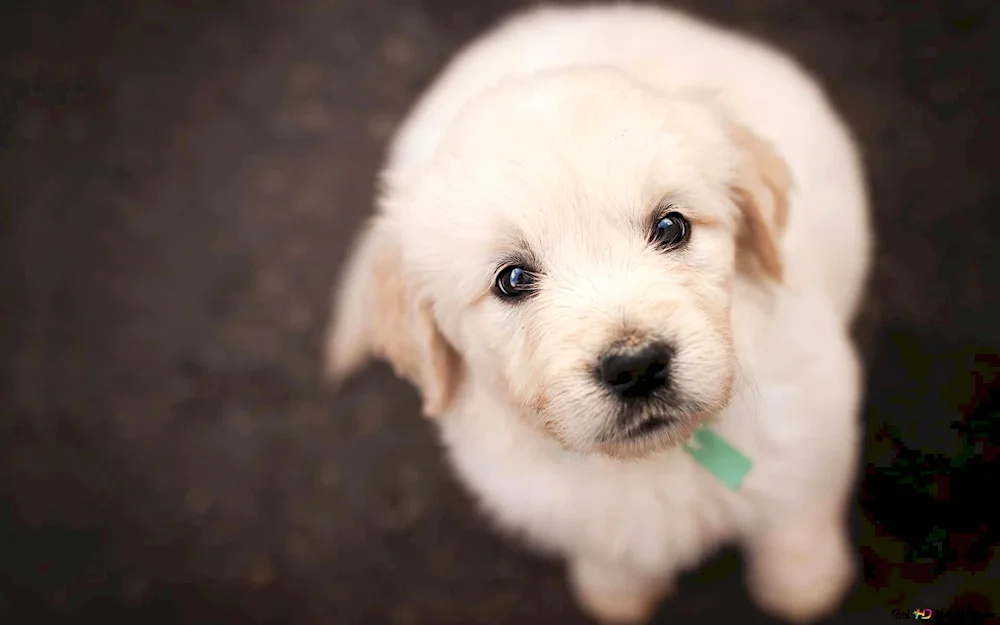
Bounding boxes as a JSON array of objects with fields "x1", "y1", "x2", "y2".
[{"x1": 729, "y1": 124, "x2": 792, "y2": 283}]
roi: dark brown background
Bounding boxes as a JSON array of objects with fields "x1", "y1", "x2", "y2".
[{"x1": 1, "y1": 0, "x2": 998, "y2": 623}]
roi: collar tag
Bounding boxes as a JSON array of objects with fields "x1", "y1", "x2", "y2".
[{"x1": 683, "y1": 425, "x2": 752, "y2": 491}]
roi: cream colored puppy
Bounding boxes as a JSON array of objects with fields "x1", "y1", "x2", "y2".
[{"x1": 325, "y1": 4, "x2": 872, "y2": 624}]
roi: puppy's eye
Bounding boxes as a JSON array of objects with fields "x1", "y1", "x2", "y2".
[
  {"x1": 652, "y1": 212, "x2": 691, "y2": 250},
  {"x1": 495, "y1": 265, "x2": 536, "y2": 299}
]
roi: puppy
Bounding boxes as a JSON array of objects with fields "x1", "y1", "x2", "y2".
[{"x1": 325, "y1": 4, "x2": 872, "y2": 623}]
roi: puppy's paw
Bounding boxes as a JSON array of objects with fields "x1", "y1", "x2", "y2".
[
  {"x1": 747, "y1": 523, "x2": 855, "y2": 623},
  {"x1": 569, "y1": 558, "x2": 670, "y2": 625}
]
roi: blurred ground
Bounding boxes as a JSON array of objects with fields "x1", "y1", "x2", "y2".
[{"x1": 1, "y1": 0, "x2": 998, "y2": 623}]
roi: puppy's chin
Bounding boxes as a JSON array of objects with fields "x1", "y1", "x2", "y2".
[
  {"x1": 592, "y1": 414, "x2": 706, "y2": 461},
  {"x1": 546, "y1": 409, "x2": 709, "y2": 461}
]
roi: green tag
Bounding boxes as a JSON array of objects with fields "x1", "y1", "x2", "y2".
[{"x1": 684, "y1": 425, "x2": 752, "y2": 491}]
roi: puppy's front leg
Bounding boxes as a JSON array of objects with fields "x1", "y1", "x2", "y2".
[
  {"x1": 744, "y1": 512, "x2": 855, "y2": 623},
  {"x1": 568, "y1": 556, "x2": 673, "y2": 625}
]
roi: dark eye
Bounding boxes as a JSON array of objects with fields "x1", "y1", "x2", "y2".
[
  {"x1": 495, "y1": 265, "x2": 536, "y2": 299},
  {"x1": 652, "y1": 212, "x2": 691, "y2": 250}
]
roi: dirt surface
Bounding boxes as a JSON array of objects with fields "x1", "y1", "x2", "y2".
[{"x1": 1, "y1": 0, "x2": 998, "y2": 623}]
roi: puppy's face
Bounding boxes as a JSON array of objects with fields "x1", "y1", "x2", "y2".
[{"x1": 328, "y1": 69, "x2": 790, "y2": 459}]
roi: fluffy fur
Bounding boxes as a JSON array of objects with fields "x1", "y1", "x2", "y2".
[{"x1": 325, "y1": 4, "x2": 873, "y2": 623}]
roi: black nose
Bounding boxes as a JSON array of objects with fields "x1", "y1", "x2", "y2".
[{"x1": 598, "y1": 341, "x2": 673, "y2": 399}]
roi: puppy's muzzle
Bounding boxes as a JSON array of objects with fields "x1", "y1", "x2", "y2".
[{"x1": 597, "y1": 339, "x2": 673, "y2": 400}]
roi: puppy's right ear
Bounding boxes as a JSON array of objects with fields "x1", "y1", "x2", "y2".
[{"x1": 323, "y1": 217, "x2": 461, "y2": 418}]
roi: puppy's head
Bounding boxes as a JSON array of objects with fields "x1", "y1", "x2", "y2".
[{"x1": 327, "y1": 68, "x2": 790, "y2": 458}]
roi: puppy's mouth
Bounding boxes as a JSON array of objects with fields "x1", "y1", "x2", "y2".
[
  {"x1": 621, "y1": 416, "x2": 675, "y2": 439},
  {"x1": 591, "y1": 402, "x2": 710, "y2": 457},
  {"x1": 604, "y1": 393, "x2": 703, "y2": 442},
  {"x1": 590, "y1": 415, "x2": 701, "y2": 461},
  {"x1": 598, "y1": 411, "x2": 691, "y2": 444}
]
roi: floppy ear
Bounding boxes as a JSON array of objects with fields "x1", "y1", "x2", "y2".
[
  {"x1": 323, "y1": 218, "x2": 462, "y2": 418},
  {"x1": 729, "y1": 124, "x2": 792, "y2": 283}
]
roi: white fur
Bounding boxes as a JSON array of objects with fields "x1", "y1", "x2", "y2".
[{"x1": 326, "y1": 4, "x2": 872, "y2": 623}]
